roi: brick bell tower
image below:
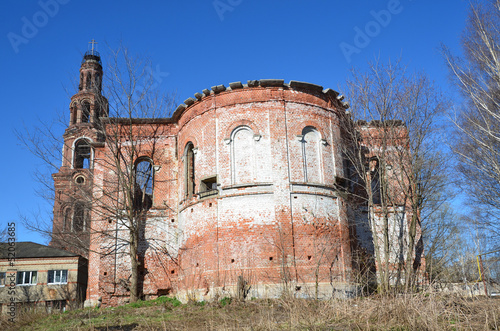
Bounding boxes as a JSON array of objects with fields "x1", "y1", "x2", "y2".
[{"x1": 50, "y1": 40, "x2": 108, "y2": 257}]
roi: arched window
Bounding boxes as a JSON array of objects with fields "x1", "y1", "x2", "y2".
[
  {"x1": 370, "y1": 158, "x2": 381, "y2": 205},
  {"x1": 70, "y1": 103, "x2": 77, "y2": 125},
  {"x1": 95, "y1": 73, "x2": 101, "y2": 92},
  {"x1": 301, "y1": 126, "x2": 322, "y2": 183},
  {"x1": 63, "y1": 207, "x2": 72, "y2": 232},
  {"x1": 79, "y1": 73, "x2": 83, "y2": 91},
  {"x1": 81, "y1": 101, "x2": 90, "y2": 123},
  {"x1": 184, "y1": 143, "x2": 196, "y2": 197},
  {"x1": 74, "y1": 139, "x2": 91, "y2": 169},
  {"x1": 86, "y1": 73, "x2": 91, "y2": 90},
  {"x1": 231, "y1": 126, "x2": 255, "y2": 184},
  {"x1": 73, "y1": 202, "x2": 87, "y2": 232},
  {"x1": 134, "y1": 159, "x2": 153, "y2": 211}
]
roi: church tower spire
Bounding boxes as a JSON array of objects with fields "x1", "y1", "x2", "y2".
[
  {"x1": 50, "y1": 41, "x2": 108, "y2": 257},
  {"x1": 69, "y1": 39, "x2": 108, "y2": 126}
]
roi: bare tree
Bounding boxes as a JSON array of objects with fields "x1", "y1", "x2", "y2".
[
  {"x1": 421, "y1": 203, "x2": 463, "y2": 282},
  {"x1": 18, "y1": 43, "x2": 177, "y2": 303},
  {"x1": 341, "y1": 59, "x2": 449, "y2": 292},
  {"x1": 442, "y1": 0, "x2": 500, "y2": 245}
]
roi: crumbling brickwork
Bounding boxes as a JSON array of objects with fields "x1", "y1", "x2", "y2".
[{"x1": 51, "y1": 53, "x2": 422, "y2": 307}]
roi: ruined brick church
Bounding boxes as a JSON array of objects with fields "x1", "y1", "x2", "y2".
[{"x1": 50, "y1": 48, "x2": 421, "y2": 307}]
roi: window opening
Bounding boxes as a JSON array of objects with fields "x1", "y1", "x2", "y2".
[
  {"x1": 73, "y1": 202, "x2": 86, "y2": 232},
  {"x1": 184, "y1": 143, "x2": 195, "y2": 197},
  {"x1": 0, "y1": 272, "x2": 5, "y2": 286},
  {"x1": 70, "y1": 104, "x2": 77, "y2": 125},
  {"x1": 48, "y1": 270, "x2": 68, "y2": 284},
  {"x1": 85, "y1": 73, "x2": 91, "y2": 89},
  {"x1": 231, "y1": 126, "x2": 254, "y2": 184},
  {"x1": 63, "y1": 208, "x2": 72, "y2": 232},
  {"x1": 81, "y1": 102, "x2": 90, "y2": 123},
  {"x1": 199, "y1": 176, "x2": 218, "y2": 199},
  {"x1": 301, "y1": 127, "x2": 321, "y2": 183},
  {"x1": 370, "y1": 158, "x2": 382, "y2": 205},
  {"x1": 16, "y1": 271, "x2": 37, "y2": 285},
  {"x1": 74, "y1": 139, "x2": 91, "y2": 169},
  {"x1": 134, "y1": 159, "x2": 153, "y2": 211},
  {"x1": 45, "y1": 300, "x2": 67, "y2": 313},
  {"x1": 75, "y1": 176, "x2": 85, "y2": 184}
]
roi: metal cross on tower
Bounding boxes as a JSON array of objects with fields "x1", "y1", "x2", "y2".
[{"x1": 88, "y1": 39, "x2": 98, "y2": 55}]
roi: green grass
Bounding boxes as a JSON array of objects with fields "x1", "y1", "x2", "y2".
[{"x1": 1, "y1": 294, "x2": 499, "y2": 330}]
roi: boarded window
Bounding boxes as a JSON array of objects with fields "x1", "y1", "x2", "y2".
[
  {"x1": 301, "y1": 127, "x2": 321, "y2": 183},
  {"x1": 232, "y1": 127, "x2": 254, "y2": 184}
]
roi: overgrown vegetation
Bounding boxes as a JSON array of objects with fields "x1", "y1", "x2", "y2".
[{"x1": 1, "y1": 294, "x2": 498, "y2": 331}]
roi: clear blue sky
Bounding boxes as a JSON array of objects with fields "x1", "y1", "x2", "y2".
[{"x1": 0, "y1": 0, "x2": 469, "y2": 244}]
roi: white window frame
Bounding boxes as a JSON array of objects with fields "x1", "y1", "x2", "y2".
[
  {"x1": 47, "y1": 270, "x2": 68, "y2": 285},
  {"x1": 16, "y1": 271, "x2": 37, "y2": 286}
]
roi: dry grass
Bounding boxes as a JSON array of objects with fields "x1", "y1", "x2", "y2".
[{"x1": 1, "y1": 293, "x2": 499, "y2": 330}]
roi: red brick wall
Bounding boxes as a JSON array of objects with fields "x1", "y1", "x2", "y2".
[{"x1": 58, "y1": 81, "x2": 421, "y2": 306}]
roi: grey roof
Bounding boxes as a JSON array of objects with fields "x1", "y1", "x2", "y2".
[{"x1": 0, "y1": 242, "x2": 79, "y2": 259}]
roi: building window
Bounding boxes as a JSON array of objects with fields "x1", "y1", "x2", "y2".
[
  {"x1": 70, "y1": 103, "x2": 77, "y2": 125},
  {"x1": 74, "y1": 139, "x2": 91, "y2": 169},
  {"x1": 301, "y1": 126, "x2": 322, "y2": 183},
  {"x1": 79, "y1": 73, "x2": 83, "y2": 91},
  {"x1": 199, "y1": 176, "x2": 218, "y2": 199},
  {"x1": 184, "y1": 142, "x2": 196, "y2": 197},
  {"x1": 46, "y1": 300, "x2": 67, "y2": 313},
  {"x1": 81, "y1": 101, "x2": 90, "y2": 123},
  {"x1": 63, "y1": 207, "x2": 72, "y2": 232},
  {"x1": 0, "y1": 272, "x2": 5, "y2": 286},
  {"x1": 73, "y1": 202, "x2": 87, "y2": 232},
  {"x1": 134, "y1": 159, "x2": 153, "y2": 211},
  {"x1": 231, "y1": 126, "x2": 255, "y2": 184},
  {"x1": 16, "y1": 271, "x2": 37, "y2": 286},
  {"x1": 85, "y1": 74, "x2": 91, "y2": 90},
  {"x1": 370, "y1": 158, "x2": 381, "y2": 205},
  {"x1": 47, "y1": 270, "x2": 68, "y2": 284}
]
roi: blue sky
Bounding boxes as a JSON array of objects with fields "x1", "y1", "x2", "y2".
[{"x1": 0, "y1": 0, "x2": 469, "y2": 244}]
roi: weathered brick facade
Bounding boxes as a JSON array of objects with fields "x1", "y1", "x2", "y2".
[{"x1": 50, "y1": 52, "x2": 422, "y2": 307}]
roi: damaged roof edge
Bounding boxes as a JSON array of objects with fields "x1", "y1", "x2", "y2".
[{"x1": 170, "y1": 79, "x2": 348, "y2": 120}]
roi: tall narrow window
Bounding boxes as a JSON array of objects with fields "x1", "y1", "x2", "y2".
[
  {"x1": 74, "y1": 139, "x2": 91, "y2": 169},
  {"x1": 95, "y1": 73, "x2": 101, "y2": 92},
  {"x1": 231, "y1": 126, "x2": 254, "y2": 184},
  {"x1": 86, "y1": 73, "x2": 91, "y2": 89},
  {"x1": 94, "y1": 106, "x2": 100, "y2": 123},
  {"x1": 81, "y1": 102, "x2": 90, "y2": 123},
  {"x1": 370, "y1": 158, "x2": 381, "y2": 205},
  {"x1": 73, "y1": 202, "x2": 86, "y2": 232},
  {"x1": 79, "y1": 73, "x2": 83, "y2": 91},
  {"x1": 70, "y1": 104, "x2": 77, "y2": 125},
  {"x1": 134, "y1": 159, "x2": 153, "y2": 211},
  {"x1": 184, "y1": 143, "x2": 195, "y2": 197},
  {"x1": 63, "y1": 207, "x2": 72, "y2": 232},
  {"x1": 301, "y1": 127, "x2": 321, "y2": 183}
]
